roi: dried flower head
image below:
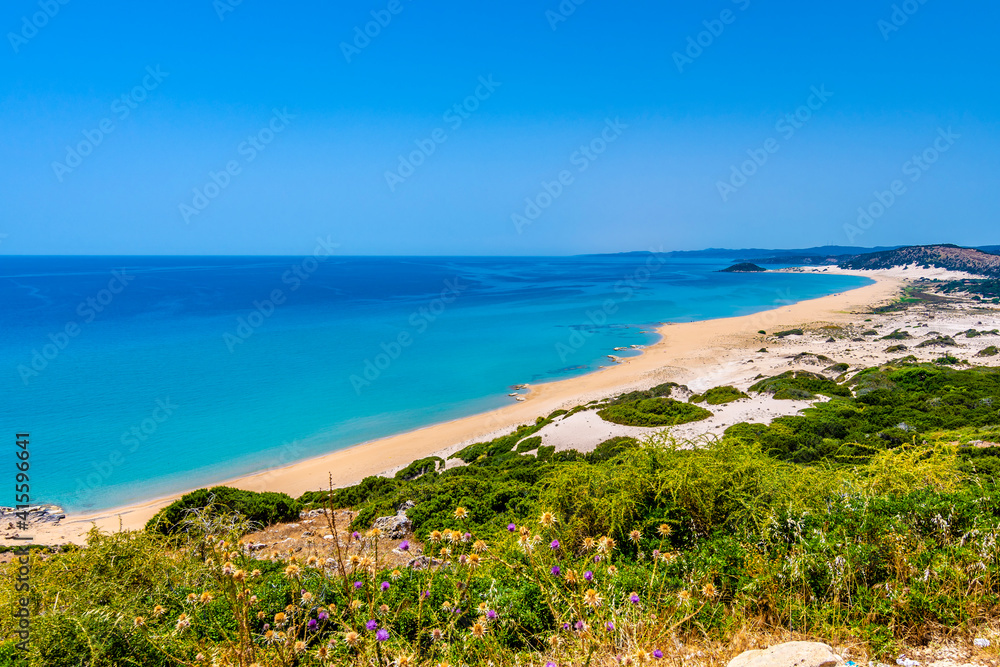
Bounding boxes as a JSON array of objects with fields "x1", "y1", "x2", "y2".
[
  {"x1": 629, "y1": 529, "x2": 642, "y2": 544},
  {"x1": 454, "y1": 506, "x2": 468, "y2": 519},
  {"x1": 539, "y1": 511, "x2": 558, "y2": 528},
  {"x1": 583, "y1": 588, "x2": 603, "y2": 607}
]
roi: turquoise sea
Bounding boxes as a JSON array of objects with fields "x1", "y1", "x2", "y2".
[{"x1": 0, "y1": 254, "x2": 873, "y2": 513}]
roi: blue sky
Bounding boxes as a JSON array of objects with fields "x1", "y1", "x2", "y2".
[{"x1": 1, "y1": 0, "x2": 998, "y2": 255}]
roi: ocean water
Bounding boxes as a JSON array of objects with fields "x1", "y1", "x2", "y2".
[{"x1": 0, "y1": 255, "x2": 872, "y2": 513}]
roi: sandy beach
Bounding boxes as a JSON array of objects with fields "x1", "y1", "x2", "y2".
[{"x1": 14, "y1": 266, "x2": 993, "y2": 546}]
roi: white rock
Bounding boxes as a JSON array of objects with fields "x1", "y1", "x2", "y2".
[{"x1": 728, "y1": 641, "x2": 844, "y2": 667}]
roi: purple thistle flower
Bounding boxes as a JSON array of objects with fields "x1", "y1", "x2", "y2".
[
  {"x1": 584, "y1": 570, "x2": 593, "y2": 582},
  {"x1": 351, "y1": 531, "x2": 360, "y2": 540},
  {"x1": 307, "y1": 619, "x2": 318, "y2": 631},
  {"x1": 399, "y1": 540, "x2": 409, "y2": 551},
  {"x1": 653, "y1": 649, "x2": 663, "y2": 659},
  {"x1": 561, "y1": 622, "x2": 570, "y2": 631},
  {"x1": 605, "y1": 621, "x2": 615, "y2": 631},
  {"x1": 421, "y1": 590, "x2": 430, "y2": 599},
  {"x1": 574, "y1": 620, "x2": 585, "y2": 631},
  {"x1": 318, "y1": 611, "x2": 329, "y2": 621},
  {"x1": 551, "y1": 565, "x2": 561, "y2": 576},
  {"x1": 376, "y1": 628, "x2": 389, "y2": 642},
  {"x1": 486, "y1": 609, "x2": 497, "y2": 620},
  {"x1": 630, "y1": 593, "x2": 640, "y2": 604},
  {"x1": 366, "y1": 619, "x2": 378, "y2": 631},
  {"x1": 550, "y1": 539, "x2": 560, "y2": 550},
  {"x1": 507, "y1": 523, "x2": 516, "y2": 532},
  {"x1": 263, "y1": 623, "x2": 270, "y2": 631},
  {"x1": 354, "y1": 581, "x2": 363, "y2": 589},
  {"x1": 381, "y1": 581, "x2": 390, "y2": 591},
  {"x1": 546, "y1": 663, "x2": 557, "y2": 667},
  {"x1": 463, "y1": 532, "x2": 471, "y2": 541}
]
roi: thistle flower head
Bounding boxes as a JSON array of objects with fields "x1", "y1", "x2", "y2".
[
  {"x1": 539, "y1": 511, "x2": 558, "y2": 528},
  {"x1": 454, "y1": 506, "x2": 468, "y2": 519},
  {"x1": 657, "y1": 523, "x2": 672, "y2": 537}
]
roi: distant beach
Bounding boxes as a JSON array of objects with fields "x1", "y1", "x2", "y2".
[{"x1": 21, "y1": 266, "x2": 914, "y2": 544}]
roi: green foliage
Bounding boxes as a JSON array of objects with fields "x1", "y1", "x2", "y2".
[
  {"x1": 775, "y1": 328, "x2": 804, "y2": 337},
  {"x1": 881, "y1": 329, "x2": 913, "y2": 340},
  {"x1": 515, "y1": 436, "x2": 541, "y2": 453},
  {"x1": 885, "y1": 344, "x2": 908, "y2": 353},
  {"x1": 978, "y1": 346, "x2": 999, "y2": 357},
  {"x1": 749, "y1": 370, "x2": 851, "y2": 401},
  {"x1": 688, "y1": 385, "x2": 748, "y2": 405},
  {"x1": 597, "y1": 397, "x2": 712, "y2": 427},
  {"x1": 585, "y1": 436, "x2": 638, "y2": 462},
  {"x1": 917, "y1": 335, "x2": 958, "y2": 348},
  {"x1": 395, "y1": 456, "x2": 444, "y2": 480},
  {"x1": 146, "y1": 486, "x2": 302, "y2": 535}
]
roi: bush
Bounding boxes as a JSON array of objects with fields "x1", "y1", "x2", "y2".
[
  {"x1": 395, "y1": 456, "x2": 444, "y2": 480},
  {"x1": 881, "y1": 329, "x2": 913, "y2": 340},
  {"x1": 688, "y1": 385, "x2": 748, "y2": 405},
  {"x1": 749, "y1": 371, "x2": 851, "y2": 400},
  {"x1": 146, "y1": 486, "x2": 302, "y2": 535},
  {"x1": 978, "y1": 346, "x2": 999, "y2": 357},
  {"x1": 598, "y1": 397, "x2": 712, "y2": 427},
  {"x1": 775, "y1": 328, "x2": 804, "y2": 337}
]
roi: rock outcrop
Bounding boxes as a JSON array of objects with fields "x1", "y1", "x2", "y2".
[{"x1": 728, "y1": 641, "x2": 843, "y2": 667}]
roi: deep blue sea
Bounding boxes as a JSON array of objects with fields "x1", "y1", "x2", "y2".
[{"x1": 0, "y1": 255, "x2": 872, "y2": 513}]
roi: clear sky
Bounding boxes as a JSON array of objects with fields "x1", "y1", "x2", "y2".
[{"x1": 1, "y1": 0, "x2": 998, "y2": 255}]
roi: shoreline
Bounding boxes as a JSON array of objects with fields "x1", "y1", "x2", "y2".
[{"x1": 26, "y1": 269, "x2": 904, "y2": 544}]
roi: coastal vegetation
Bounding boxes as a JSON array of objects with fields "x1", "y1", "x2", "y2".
[
  {"x1": 688, "y1": 385, "x2": 747, "y2": 405},
  {"x1": 6, "y1": 361, "x2": 1000, "y2": 665}
]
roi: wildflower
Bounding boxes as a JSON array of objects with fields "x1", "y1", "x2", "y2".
[
  {"x1": 607, "y1": 565, "x2": 618, "y2": 576},
  {"x1": 396, "y1": 655, "x2": 415, "y2": 666},
  {"x1": 597, "y1": 536, "x2": 616, "y2": 553},
  {"x1": 351, "y1": 530, "x2": 360, "y2": 540},
  {"x1": 175, "y1": 613, "x2": 190, "y2": 631},
  {"x1": 302, "y1": 591, "x2": 314, "y2": 604},
  {"x1": 629, "y1": 592, "x2": 640, "y2": 604},
  {"x1": 366, "y1": 619, "x2": 378, "y2": 631},
  {"x1": 344, "y1": 631, "x2": 359, "y2": 646},
  {"x1": 430, "y1": 530, "x2": 443, "y2": 543},
  {"x1": 574, "y1": 620, "x2": 586, "y2": 631},
  {"x1": 350, "y1": 599, "x2": 363, "y2": 610},
  {"x1": 195, "y1": 654, "x2": 206, "y2": 662},
  {"x1": 284, "y1": 564, "x2": 301, "y2": 579},
  {"x1": 657, "y1": 523, "x2": 672, "y2": 537},
  {"x1": 605, "y1": 621, "x2": 615, "y2": 631},
  {"x1": 468, "y1": 554, "x2": 481, "y2": 568},
  {"x1": 233, "y1": 569, "x2": 247, "y2": 581},
  {"x1": 975, "y1": 638, "x2": 991, "y2": 648},
  {"x1": 444, "y1": 529, "x2": 455, "y2": 543},
  {"x1": 316, "y1": 647, "x2": 329, "y2": 660},
  {"x1": 539, "y1": 511, "x2": 558, "y2": 528},
  {"x1": 251, "y1": 569, "x2": 262, "y2": 578},
  {"x1": 629, "y1": 529, "x2": 642, "y2": 543},
  {"x1": 152, "y1": 604, "x2": 166, "y2": 617},
  {"x1": 584, "y1": 570, "x2": 593, "y2": 582},
  {"x1": 318, "y1": 611, "x2": 329, "y2": 621},
  {"x1": 368, "y1": 527, "x2": 382, "y2": 538},
  {"x1": 399, "y1": 540, "x2": 410, "y2": 551},
  {"x1": 551, "y1": 565, "x2": 561, "y2": 576},
  {"x1": 431, "y1": 628, "x2": 443, "y2": 642},
  {"x1": 307, "y1": 619, "x2": 318, "y2": 632},
  {"x1": 471, "y1": 621, "x2": 486, "y2": 638},
  {"x1": 381, "y1": 581, "x2": 391, "y2": 591},
  {"x1": 421, "y1": 590, "x2": 431, "y2": 599},
  {"x1": 307, "y1": 555, "x2": 318, "y2": 566},
  {"x1": 702, "y1": 583, "x2": 717, "y2": 598},
  {"x1": 354, "y1": 580, "x2": 363, "y2": 589},
  {"x1": 391, "y1": 569, "x2": 402, "y2": 579},
  {"x1": 582, "y1": 537, "x2": 596, "y2": 551},
  {"x1": 380, "y1": 604, "x2": 389, "y2": 614},
  {"x1": 583, "y1": 588, "x2": 603, "y2": 607},
  {"x1": 507, "y1": 523, "x2": 516, "y2": 532},
  {"x1": 294, "y1": 640, "x2": 306, "y2": 653},
  {"x1": 274, "y1": 612, "x2": 287, "y2": 624},
  {"x1": 678, "y1": 590, "x2": 691, "y2": 604},
  {"x1": 133, "y1": 616, "x2": 145, "y2": 627},
  {"x1": 186, "y1": 593, "x2": 197, "y2": 604},
  {"x1": 549, "y1": 635, "x2": 562, "y2": 647},
  {"x1": 550, "y1": 539, "x2": 560, "y2": 550},
  {"x1": 546, "y1": 663, "x2": 558, "y2": 667},
  {"x1": 199, "y1": 591, "x2": 213, "y2": 604},
  {"x1": 487, "y1": 609, "x2": 497, "y2": 620},
  {"x1": 376, "y1": 628, "x2": 389, "y2": 642},
  {"x1": 518, "y1": 534, "x2": 534, "y2": 553},
  {"x1": 454, "y1": 506, "x2": 468, "y2": 519},
  {"x1": 462, "y1": 532, "x2": 471, "y2": 542},
  {"x1": 473, "y1": 539, "x2": 488, "y2": 552},
  {"x1": 222, "y1": 561, "x2": 234, "y2": 576}
]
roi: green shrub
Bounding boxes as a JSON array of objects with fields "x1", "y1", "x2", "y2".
[
  {"x1": 146, "y1": 486, "x2": 302, "y2": 535},
  {"x1": 395, "y1": 456, "x2": 444, "y2": 480},
  {"x1": 881, "y1": 329, "x2": 913, "y2": 340},
  {"x1": 749, "y1": 371, "x2": 850, "y2": 400},
  {"x1": 978, "y1": 346, "x2": 999, "y2": 357},
  {"x1": 598, "y1": 397, "x2": 712, "y2": 427},
  {"x1": 775, "y1": 328, "x2": 804, "y2": 337},
  {"x1": 689, "y1": 385, "x2": 748, "y2": 405},
  {"x1": 885, "y1": 344, "x2": 907, "y2": 353},
  {"x1": 515, "y1": 436, "x2": 542, "y2": 453}
]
